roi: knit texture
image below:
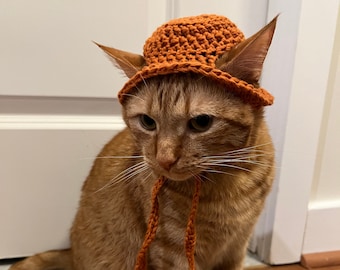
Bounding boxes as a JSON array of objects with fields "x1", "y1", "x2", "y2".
[{"x1": 118, "y1": 14, "x2": 274, "y2": 107}]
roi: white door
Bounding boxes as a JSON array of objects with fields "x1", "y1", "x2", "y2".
[
  {"x1": 255, "y1": 0, "x2": 340, "y2": 264},
  {"x1": 3, "y1": 0, "x2": 338, "y2": 265},
  {"x1": 0, "y1": 0, "x2": 270, "y2": 259},
  {"x1": 0, "y1": 0, "x2": 156, "y2": 258}
]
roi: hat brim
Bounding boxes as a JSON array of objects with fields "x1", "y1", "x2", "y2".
[{"x1": 118, "y1": 62, "x2": 274, "y2": 107}]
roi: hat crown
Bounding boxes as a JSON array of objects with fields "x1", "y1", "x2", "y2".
[
  {"x1": 143, "y1": 14, "x2": 245, "y2": 67},
  {"x1": 117, "y1": 14, "x2": 274, "y2": 107}
]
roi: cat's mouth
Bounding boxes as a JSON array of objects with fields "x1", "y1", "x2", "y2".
[
  {"x1": 145, "y1": 158, "x2": 202, "y2": 181},
  {"x1": 155, "y1": 168, "x2": 201, "y2": 182}
]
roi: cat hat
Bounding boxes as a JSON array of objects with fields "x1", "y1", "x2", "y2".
[{"x1": 100, "y1": 14, "x2": 275, "y2": 107}]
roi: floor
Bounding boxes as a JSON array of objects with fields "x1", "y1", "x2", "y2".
[
  {"x1": 247, "y1": 265, "x2": 340, "y2": 270},
  {"x1": 0, "y1": 252, "x2": 265, "y2": 269},
  {"x1": 3, "y1": 263, "x2": 340, "y2": 270},
  {"x1": 0, "y1": 262, "x2": 12, "y2": 270},
  {"x1": 0, "y1": 262, "x2": 313, "y2": 270},
  {"x1": 2, "y1": 255, "x2": 340, "y2": 270},
  {"x1": 0, "y1": 253, "x2": 340, "y2": 270}
]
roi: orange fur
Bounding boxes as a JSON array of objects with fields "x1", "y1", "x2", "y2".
[{"x1": 10, "y1": 15, "x2": 277, "y2": 270}]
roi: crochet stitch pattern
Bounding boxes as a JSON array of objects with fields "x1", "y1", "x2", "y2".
[{"x1": 118, "y1": 14, "x2": 274, "y2": 107}]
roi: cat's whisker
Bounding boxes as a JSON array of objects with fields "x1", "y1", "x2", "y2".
[
  {"x1": 203, "y1": 158, "x2": 270, "y2": 167},
  {"x1": 137, "y1": 73, "x2": 150, "y2": 91},
  {"x1": 112, "y1": 161, "x2": 146, "y2": 181},
  {"x1": 227, "y1": 149, "x2": 261, "y2": 156},
  {"x1": 222, "y1": 152, "x2": 273, "y2": 160},
  {"x1": 110, "y1": 162, "x2": 149, "y2": 185},
  {"x1": 212, "y1": 150, "x2": 266, "y2": 159},
  {"x1": 197, "y1": 167, "x2": 236, "y2": 177},
  {"x1": 204, "y1": 153, "x2": 266, "y2": 161},
  {"x1": 197, "y1": 143, "x2": 275, "y2": 177},
  {"x1": 102, "y1": 166, "x2": 148, "y2": 192},
  {"x1": 200, "y1": 162, "x2": 252, "y2": 173},
  {"x1": 222, "y1": 150, "x2": 270, "y2": 156},
  {"x1": 95, "y1": 161, "x2": 149, "y2": 193},
  {"x1": 111, "y1": 54, "x2": 141, "y2": 73},
  {"x1": 197, "y1": 173, "x2": 216, "y2": 184},
  {"x1": 202, "y1": 146, "x2": 273, "y2": 162},
  {"x1": 105, "y1": 51, "x2": 150, "y2": 93},
  {"x1": 221, "y1": 143, "x2": 272, "y2": 155},
  {"x1": 141, "y1": 171, "x2": 153, "y2": 184},
  {"x1": 188, "y1": 170, "x2": 212, "y2": 184},
  {"x1": 119, "y1": 164, "x2": 150, "y2": 183}
]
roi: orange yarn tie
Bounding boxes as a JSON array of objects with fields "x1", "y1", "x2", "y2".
[
  {"x1": 134, "y1": 176, "x2": 202, "y2": 270},
  {"x1": 134, "y1": 176, "x2": 165, "y2": 270},
  {"x1": 185, "y1": 176, "x2": 202, "y2": 269}
]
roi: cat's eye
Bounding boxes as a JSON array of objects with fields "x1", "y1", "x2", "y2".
[
  {"x1": 139, "y1": 114, "x2": 156, "y2": 131},
  {"x1": 188, "y1": 114, "x2": 213, "y2": 132}
]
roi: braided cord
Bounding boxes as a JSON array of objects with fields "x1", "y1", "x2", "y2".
[
  {"x1": 134, "y1": 176, "x2": 202, "y2": 270},
  {"x1": 185, "y1": 176, "x2": 202, "y2": 270},
  {"x1": 134, "y1": 176, "x2": 165, "y2": 270}
]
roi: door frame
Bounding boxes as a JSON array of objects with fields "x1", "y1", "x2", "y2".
[{"x1": 254, "y1": 0, "x2": 340, "y2": 264}]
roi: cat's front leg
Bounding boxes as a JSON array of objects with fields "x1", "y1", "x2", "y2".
[
  {"x1": 212, "y1": 262, "x2": 244, "y2": 270},
  {"x1": 212, "y1": 248, "x2": 246, "y2": 270},
  {"x1": 147, "y1": 244, "x2": 202, "y2": 270}
]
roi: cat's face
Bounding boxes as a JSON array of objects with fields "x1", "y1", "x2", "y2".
[
  {"x1": 100, "y1": 16, "x2": 277, "y2": 181},
  {"x1": 123, "y1": 74, "x2": 263, "y2": 181}
]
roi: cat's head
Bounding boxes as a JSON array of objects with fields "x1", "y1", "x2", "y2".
[{"x1": 96, "y1": 15, "x2": 277, "y2": 181}]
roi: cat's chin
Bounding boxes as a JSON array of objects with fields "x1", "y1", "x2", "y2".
[
  {"x1": 157, "y1": 172, "x2": 197, "y2": 182},
  {"x1": 166, "y1": 176, "x2": 192, "y2": 182}
]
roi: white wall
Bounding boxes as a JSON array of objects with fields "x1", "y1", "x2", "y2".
[
  {"x1": 302, "y1": 6, "x2": 340, "y2": 254},
  {"x1": 262, "y1": 0, "x2": 340, "y2": 264},
  {"x1": 310, "y1": 11, "x2": 340, "y2": 206},
  {"x1": 169, "y1": 0, "x2": 269, "y2": 36},
  {"x1": 249, "y1": 0, "x2": 303, "y2": 262}
]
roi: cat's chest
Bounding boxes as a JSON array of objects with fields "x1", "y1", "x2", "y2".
[
  {"x1": 156, "y1": 181, "x2": 244, "y2": 231},
  {"x1": 153, "y1": 183, "x2": 241, "y2": 264}
]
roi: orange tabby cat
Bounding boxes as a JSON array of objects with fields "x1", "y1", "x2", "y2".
[{"x1": 10, "y1": 15, "x2": 276, "y2": 270}]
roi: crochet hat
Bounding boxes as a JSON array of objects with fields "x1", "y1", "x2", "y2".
[{"x1": 118, "y1": 14, "x2": 274, "y2": 107}]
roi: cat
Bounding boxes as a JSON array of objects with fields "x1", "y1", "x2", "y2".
[{"x1": 9, "y1": 14, "x2": 277, "y2": 270}]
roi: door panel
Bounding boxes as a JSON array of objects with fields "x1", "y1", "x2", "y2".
[
  {"x1": 0, "y1": 0, "x2": 148, "y2": 98},
  {"x1": 0, "y1": 0, "x2": 156, "y2": 259},
  {"x1": 173, "y1": 0, "x2": 268, "y2": 36}
]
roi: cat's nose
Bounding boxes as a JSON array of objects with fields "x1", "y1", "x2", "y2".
[
  {"x1": 157, "y1": 156, "x2": 177, "y2": 171},
  {"x1": 156, "y1": 139, "x2": 179, "y2": 171}
]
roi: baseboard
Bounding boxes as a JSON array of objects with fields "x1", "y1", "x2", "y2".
[
  {"x1": 301, "y1": 250, "x2": 340, "y2": 268},
  {"x1": 302, "y1": 202, "x2": 340, "y2": 254}
]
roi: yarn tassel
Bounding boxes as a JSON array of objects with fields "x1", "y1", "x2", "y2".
[
  {"x1": 185, "y1": 176, "x2": 202, "y2": 269},
  {"x1": 134, "y1": 176, "x2": 202, "y2": 270},
  {"x1": 134, "y1": 176, "x2": 165, "y2": 270}
]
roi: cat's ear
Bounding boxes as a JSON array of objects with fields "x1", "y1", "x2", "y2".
[
  {"x1": 215, "y1": 16, "x2": 278, "y2": 86},
  {"x1": 94, "y1": 42, "x2": 146, "y2": 78}
]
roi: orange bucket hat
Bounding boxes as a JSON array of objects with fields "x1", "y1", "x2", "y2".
[{"x1": 118, "y1": 14, "x2": 274, "y2": 107}]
